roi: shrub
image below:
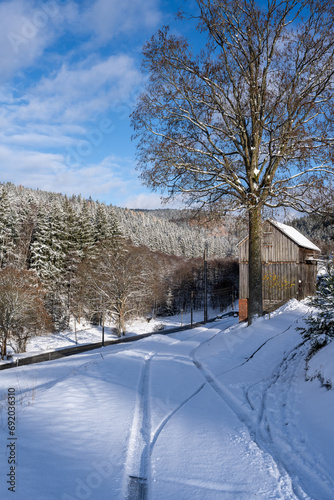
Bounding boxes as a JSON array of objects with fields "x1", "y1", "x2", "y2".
[{"x1": 299, "y1": 266, "x2": 334, "y2": 355}]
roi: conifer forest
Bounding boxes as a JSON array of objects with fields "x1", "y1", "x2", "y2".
[{"x1": 0, "y1": 182, "x2": 242, "y2": 357}]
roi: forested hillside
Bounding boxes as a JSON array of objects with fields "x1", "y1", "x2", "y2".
[
  {"x1": 289, "y1": 214, "x2": 334, "y2": 256},
  {"x1": 0, "y1": 182, "x2": 239, "y2": 357},
  {"x1": 114, "y1": 207, "x2": 242, "y2": 258},
  {"x1": 0, "y1": 182, "x2": 242, "y2": 261}
]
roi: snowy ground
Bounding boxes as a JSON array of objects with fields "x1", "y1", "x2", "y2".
[
  {"x1": 0, "y1": 299, "x2": 333, "y2": 499},
  {"x1": 4, "y1": 307, "x2": 226, "y2": 361}
]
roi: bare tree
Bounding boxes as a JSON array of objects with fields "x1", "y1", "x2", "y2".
[
  {"x1": 0, "y1": 268, "x2": 52, "y2": 358},
  {"x1": 132, "y1": 0, "x2": 334, "y2": 323},
  {"x1": 79, "y1": 241, "x2": 157, "y2": 336}
]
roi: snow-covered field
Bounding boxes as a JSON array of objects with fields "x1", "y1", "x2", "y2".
[
  {"x1": 0, "y1": 299, "x2": 333, "y2": 499},
  {"x1": 5, "y1": 307, "x2": 224, "y2": 360}
]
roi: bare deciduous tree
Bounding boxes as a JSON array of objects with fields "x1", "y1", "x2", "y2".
[
  {"x1": 0, "y1": 268, "x2": 52, "y2": 358},
  {"x1": 79, "y1": 241, "x2": 158, "y2": 336},
  {"x1": 132, "y1": 0, "x2": 334, "y2": 323}
]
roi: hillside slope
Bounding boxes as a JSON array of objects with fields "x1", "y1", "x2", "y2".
[
  {"x1": 0, "y1": 300, "x2": 333, "y2": 499},
  {"x1": 1, "y1": 182, "x2": 242, "y2": 259}
]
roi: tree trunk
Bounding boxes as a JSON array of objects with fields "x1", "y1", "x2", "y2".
[
  {"x1": 248, "y1": 205, "x2": 263, "y2": 324},
  {"x1": 119, "y1": 313, "x2": 126, "y2": 337},
  {"x1": 1, "y1": 338, "x2": 7, "y2": 359},
  {"x1": 116, "y1": 304, "x2": 126, "y2": 337}
]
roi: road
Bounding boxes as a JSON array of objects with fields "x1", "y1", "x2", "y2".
[
  {"x1": 1, "y1": 313, "x2": 333, "y2": 499},
  {"x1": 120, "y1": 318, "x2": 304, "y2": 499}
]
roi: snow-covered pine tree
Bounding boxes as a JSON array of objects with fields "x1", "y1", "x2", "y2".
[
  {"x1": 94, "y1": 203, "x2": 123, "y2": 247},
  {"x1": 62, "y1": 197, "x2": 82, "y2": 275},
  {"x1": 29, "y1": 207, "x2": 64, "y2": 282},
  {"x1": 15, "y1": 191, "x2": 39, "y2": 268},
  {"x1": 95, "y1": 203, "x2": 112, "y2": 242},
  {"x1": 29, "y1": 204, "x2": 68, "y2": 331},
  {"x1": 108, "y1": 206, "x2": 123, "y2": 242},
  {"x1": 299, "y1": 266, "x2": 334, "y2": 354},
  {"x1": 0, "y1": 187, "x2": 18, "y2": 267},
  {"x1": 77, "y1": 201, "x2": 95, "y2": 257}
]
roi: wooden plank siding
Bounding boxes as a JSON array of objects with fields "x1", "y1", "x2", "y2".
[
  {"x1": 239, "y1": 263, "x2": 298, "y2": 300},
  {"x1": 262, "y1": 262, "x2": 298, "y2": 307},
  {"x1": 238, "y1": 220, "x2": 319, "y2": 317},
  {"x1": 239, "y1": 262, "x2": 249, "y2": 299},
  {"x1": 239, "y1": 221, "x2": 300, "y2": 264}
]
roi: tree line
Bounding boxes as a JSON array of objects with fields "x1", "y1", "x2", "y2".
[
  {"x1": 0, "y1": 183, "x2": 238, "y2": 358},
  {"x1": 132, "y1": 0, "x2": 334, "y2": 324},
  {"x1": 289, "y1": 214, "x2": 334, "y2": 258}
]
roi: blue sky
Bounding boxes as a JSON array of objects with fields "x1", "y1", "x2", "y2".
[{"x1": 0, "y1": 0, "x2": 191, "y2": 208}]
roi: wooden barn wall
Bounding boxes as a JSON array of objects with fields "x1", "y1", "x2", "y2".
[
  {"x1": 299, "y1": 262, "x2": 317, "y2": 297},
  {"x1": 238, "y1": 221, "x2": 319, "y2": 307},
  {"x1": 239, "y1": 262, "x2": 249, "y2": 298},
  {"x1": 299, "y1": 247, "x2": 319, "y2": 264},
  {"x1": 262, "y1": 222, "x2": 300, "y2": 263},
  {"x1": 262, "y1": 263, "x2": 298, "y2": 304},
  {"x1": 239, "y1": 223, "x2": 301, "y2": 264},
  {"x1": 238, "y1": 239, "x2": 249, "y2": 263},
  {"x1": 239, "y1": 261, "x2": 317, "y2": 301}
]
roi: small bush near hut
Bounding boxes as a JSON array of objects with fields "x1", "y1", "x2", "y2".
[{"x1": 299, "y1": 266, "x2": 334, "y2": 357}]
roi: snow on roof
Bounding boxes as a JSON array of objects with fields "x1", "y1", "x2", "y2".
[
  {"x1": 237, "y1": 219, "x2": 321, "y2": 252},
  {"x1": 269, "y1": 219, "x2": 321, "y2": 252}
]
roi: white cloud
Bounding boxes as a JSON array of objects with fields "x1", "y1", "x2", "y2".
[
  {"x1": 1, "y1": 54, "x2": 143, "y2": 130},
  {"x1": 38, "y1": 55, "x2": 140, "y2": 97},
  {"x1": 0, "y1": 0, "x2": 74, "y2": 81},
  {"x1": 0, "y1": 0, "x2": 160, "y2": 82},
  {"x1": 78, "y1": 0, "x2": 162, "y2": 44},
  {"x1": 0, "y1": 145, "x2": 145, "y2": 205},
  {"x1": 0, "y1": 52, "x2": 143, "y2": 168},
  {"x1": 0, "y1": 0, "x2": 166, "y2": 207},
  {"x1": 121, "y1": 192, "x2": 165, "y2": 209},
  {"x1": 0, "y1": 145, "x2": 65, "y2": 191}
]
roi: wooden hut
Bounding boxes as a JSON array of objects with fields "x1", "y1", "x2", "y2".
[{"x1": 238, "y1": 219, "x2": 321, "y2": 322}]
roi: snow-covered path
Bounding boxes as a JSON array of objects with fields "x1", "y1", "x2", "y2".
[{"x1": 0, "y1": 302, "x2": 333, "y2": 499}]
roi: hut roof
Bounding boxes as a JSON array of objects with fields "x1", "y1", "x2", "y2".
[
  {"x1": 237, "y1": 219, "x2": 321, "y2": 252},
  {"x1": 269, "y1": 220, "x2": 321, "y2": 252}
]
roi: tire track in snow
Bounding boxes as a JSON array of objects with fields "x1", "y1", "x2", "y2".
[
  {"x1": 169, "y1": 316, "x2": 237, "y2": 348},
  {"x1": 124, "y1": 355, "x2": 207, "y2": 499},
  {"x1": 216, "y1": 314, "x2": 308, "y2": 378},
  {"x1": 254, "y1": 341, "x2": 334, "y2": 500},
  {"x1": 190, "y1": 314, "x2": 334, "y2": 499},
  {"x1": 149, "y1": 381, "x2": 206, "y2": 451},
  {"x1": 124, "y1": 354, "x2": 153, "y2": 500},
  {"x1": 123, "y1": 317, "x2": 305, "y2": 499},
  {"x1": 188, "y1": 318, "x2": 311, "y2": 499},
  {"x1": 191, "y1": 357, "x2": 299, "y2": 499},
  {"x1": 123, "y1": 320, "x2": 232, "y2": 499},
  {"x1": 148, "y1": 318, "x2": 237, "y2": 454}
]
